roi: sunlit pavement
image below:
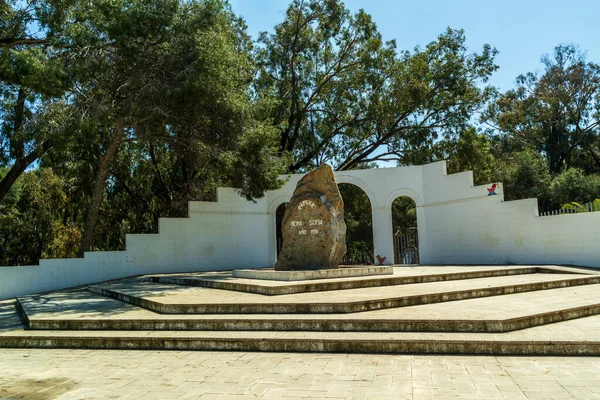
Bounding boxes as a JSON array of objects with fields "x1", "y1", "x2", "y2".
[{"x1": 1, "y1": 349, "x2": 600, "y2": 399}]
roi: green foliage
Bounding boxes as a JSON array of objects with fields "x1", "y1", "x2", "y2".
[
  {"x1": 343, "y1": 240, "x2": 372, "y2": 265},
  {"x1": 492, "y1": 150, "x2": 552, "y2": 203},
  {"x1": 0, "y1": 167, "x2": 18, "y2": 201},
  {"x1": 71, "y1": 0, "x2": 288, "y2": 201},
  {"x1": 42, "y1": 221, "x2": 82, "y2": 259},
  {"x1": 485, "y1": 45, "x2": 600, "y2": 175},
  {"x1": 219, "y1": 124, "x2": 290, "y2": 201},
  {"x1": 256, "y1": 0, "x2": 497, "y2": 171},
  {"x1": 392, "y1": 197, "x2": 417, "y2": 233},
  {"x1": 337, "y1": 184, "x2": 419, "y2": 264},
  {"x1": 2, "y1": 1, "x2": 600, "y2": 266},
  {"x1": 440, "y1": 128, "x2": 496, "y2": 185},
  {"x1": 1, "y1": 0, "x2": 289, "y2": 262},
  {"x1": 386, "y1": 29, "x2": 497, "y2": 169},
  {"x1": 481, "y1": 45, "x2": 600, "y2": 213},
  {"x1": 549, "y1": 169, "x2": 600, "y2": 209},
  {"x1": 561, "y1": 199, "x2": 600, "y2": 213},
  {"x1": 0, "y1": 0, "x2": 71, "y2": 96},
  {"x1": 338, "y1": 184, "x2": 373, "y2": 263},
  {"x1": 0, "y1": 168, "x2": 77, "y2": 265},
  {"x1": 489, "y1": 151, "x2": 600, "y2": 212}
]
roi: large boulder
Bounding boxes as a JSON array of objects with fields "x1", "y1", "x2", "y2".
[{"x1": 275, "y1": 164, "x2": 346, "y2": 271}]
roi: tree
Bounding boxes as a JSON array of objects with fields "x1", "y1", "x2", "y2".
[
  {"x1": 0, "y1": 0, "x2": 83, "y2": 201},
  {"x1": 485, "y1": 45, "x2": 600, "y2": 176},
  {"x1": 338, "y1": 183, "x2": 373, "y2": 263},
  {"x1": 0, "y1": 0, "x2": 73, "y2": 93},
  {"x1": 68, "y1": 0, "x2": 286, "y2": 255},
  {"x1": 492, "y1": 149, "x2": 552, "y2": 210},
  {"x1": 437, "y1": 127, "x2": 496, "y2": 185},
  {"x1": 549, "y1": 168, "x2": 600, "y2": 209},
  {"x1": 0, "y1": 95, "x2": 71, "y2": 200},
  {"x1": 0, "y1": 168, "x2": 78, "y2": 265},
  {"x1": 256, "y1": 0, "x2": 497, "y2": 172},
  {"x1": 392, "y1": 197, "x2": 417, "y2": 233},
  {"x1": 0, "y1": 0, "x2": 288, "y2": 262}
]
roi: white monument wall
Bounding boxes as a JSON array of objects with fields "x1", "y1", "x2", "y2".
[
  {"x1": 421, "y1": 196, "x2": 600, "y2": 267},
  {"x1": 1, "y1": 160, "x2": 599, "y2": 299}
]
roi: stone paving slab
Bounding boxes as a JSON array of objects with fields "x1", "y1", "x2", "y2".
[
  {"x1": 19, "y1": 289, "x2": 151, "y2": 320},
  {"x1": 2, "y1": 349, "x2": 599, "y2": 400},
  {"x1": 17, "y1": 284, "x2": 600, "y2": 333},
  {"x1": 90, "y1": 273, "x2": 600, "y2": 314}
]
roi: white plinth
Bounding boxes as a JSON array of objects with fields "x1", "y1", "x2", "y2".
[{"x1": 232, "y1": 266, "x2": 393, "y2": 282}]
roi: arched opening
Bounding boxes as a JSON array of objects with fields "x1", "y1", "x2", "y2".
[
  {"x1": 275, "y1": 202, "x2": 288, "y2": 256},
  {"x1": 392, "y1": 196, "x2": 419, "y2": 264},
  {"x1": 338, "y1": 183, "x2": 374, "y2": 265}
]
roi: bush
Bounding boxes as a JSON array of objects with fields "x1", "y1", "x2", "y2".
[
  {"x1": 492, "y1": 150, "x2": 552, "y2": 202},
  {"x1": 549, "y1": 169, "x2": 600, "y2": 209},
  {"x1": 0, "y1": 168, "x2": 79, "y2": 265}
]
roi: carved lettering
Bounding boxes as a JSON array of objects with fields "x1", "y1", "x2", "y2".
[
  {"x1": 309, "y1": 219, "x2": 323, "y2": 226},
  {"x1": 290, "y1": 221, "x2": 303, "y2": 227},
  {"x1": 298, "y1": 229, "x2": 307, "y2": 235},
  {"x1": 298, "y1": 200, "x2": 316, "y2": 210},
  {"x1": 310, "y1": 229, "x2": 319, "y2": 235}
]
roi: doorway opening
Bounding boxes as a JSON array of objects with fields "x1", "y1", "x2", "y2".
[
  {"x1": 275, "y1": 202, "x2": 288, "y2": 256},
  {"x1": 392, "y1": 196, "x2": 419, "y2": 264},
  {"x1": 338, "y1": 183, "x2": 374, "y2": 265}
]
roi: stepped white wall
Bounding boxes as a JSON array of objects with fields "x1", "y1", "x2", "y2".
[
  {"x1": 422, "y1": 196, "x2": 600, "y2": 267},
  {"x1": 1, "y1": 160, "x2": 599, "y2": 299}
]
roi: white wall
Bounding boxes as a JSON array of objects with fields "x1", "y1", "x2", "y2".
[
  {"x1": 0, "y1": 251, "x2": 129, "y2": 299},
  {"x1": 421, "y1": 196, "x2": 600, "y2": 267},
  {"x1": 1, "y1": 160, "x2": 599, "y2": 299}
]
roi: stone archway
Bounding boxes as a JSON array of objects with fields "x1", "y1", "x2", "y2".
[
  {"x1": 391, "y1": 196, "x2": 419, "y2": 264},
  {"x1": 334, "y1": 174, "x2": 377, "y2": 208},
  {"x1": 268, "y1": 195, "x2": 292, "y2": 266},
  {"x1": 385, "y1": 189, "x2": 425, "y2": 265},
  {"x1": 337, "y1": 183, "x2": 374, "y2": 265},
  {"x1": 265, "y1": 166, "x2": 437, "y2": 266}
]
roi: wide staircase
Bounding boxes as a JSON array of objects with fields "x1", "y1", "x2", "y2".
[{"x1": 2, "y1": 265, "x2": 600, "y2": 355}]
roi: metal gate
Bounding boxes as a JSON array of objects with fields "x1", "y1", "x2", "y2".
[{"x1": 394, "y1": 227, "x2": 419, "y2": 265}]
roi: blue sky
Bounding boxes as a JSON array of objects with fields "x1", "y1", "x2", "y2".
[{"x1": 230, "y1": 0, "x2": 600, "y2": 91}]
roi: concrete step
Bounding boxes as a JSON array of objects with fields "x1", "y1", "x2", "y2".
[
  {"x1": 4, "y1": 266, "x2": 600, "y2": 355},
  {"x1": 146, "y1": 266, "x2": 548, "y2": 295},
  {"x1": 0, "y1": 299, "x2": 23, "y2": 332},
  {"x1": 89, "y1": 273, "x2": 600, "y2": 314},
  {"x1": 2, "y1": 313, "x2": 600, "y2": 355},
  {"x1": 18, "y1": 282, "x2": 600, "y2": 333}
]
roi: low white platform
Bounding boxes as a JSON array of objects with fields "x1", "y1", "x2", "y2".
[{"x1": 232, "y1": 266, "x2": 394, "y2": 282}]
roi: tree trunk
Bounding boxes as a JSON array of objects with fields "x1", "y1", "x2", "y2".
[
  {"x1": 0, "y1": 88, "x2": 33, "y2": 202},
  {"x1": 12, "y1": 88, "x2": 26, "y2": 160},
  {"x1": 78, "y1": 120, "x2": 125, "y2": 257},
  {"x1": 0, "y1": 141, "x2": 51, "y2": 202}
]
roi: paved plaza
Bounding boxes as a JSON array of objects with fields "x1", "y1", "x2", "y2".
[
  {"x1": 1, "y1": 349, "x2": 600, "y2": 399},
  {"x1": 4, "y1": 266, "x2": 600, "y2": 355},
  {"x1": 3, "y1": 266, "x2": 600, "y2": 398}
]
